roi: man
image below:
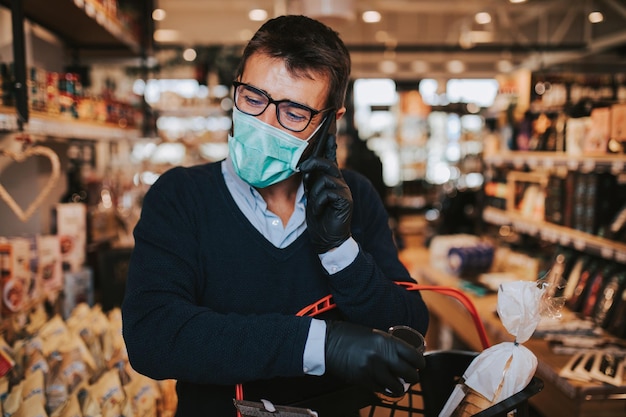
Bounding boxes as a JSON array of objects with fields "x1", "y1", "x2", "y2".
[{"x1": 122, "y1": 15, "x2": 429, "y2": 416}]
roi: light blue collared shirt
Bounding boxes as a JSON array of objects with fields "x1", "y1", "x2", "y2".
[{"x1": 222, "y1": 157, "x2": 358, "y2": 375}]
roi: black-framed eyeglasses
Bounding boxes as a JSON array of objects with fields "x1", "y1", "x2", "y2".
[{"x1": 232, "y1": 81, "x2": 333, "y2": 133}]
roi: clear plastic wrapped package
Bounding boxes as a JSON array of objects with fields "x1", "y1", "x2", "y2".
[{"x1": 439, "y1": 280, "x2": 563, "y2": 417}]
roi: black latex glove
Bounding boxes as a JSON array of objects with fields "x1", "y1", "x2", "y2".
[
  {"x1": 324, "y1": 321, "x2": 425, "y2": 397},
  {"x1": 299, "y1": 134, "x2": 353, "y2": 254}
]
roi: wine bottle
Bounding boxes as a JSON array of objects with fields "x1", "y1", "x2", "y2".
[{"x1": 60, "y1": 144, "x2": 88, "y2": 204}]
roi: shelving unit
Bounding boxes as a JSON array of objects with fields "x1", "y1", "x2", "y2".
[
  {"x1": 483, "y1": 206, "x2": 626, "y2": 263},
  {"x1": 484, "y1": 152, "x2": 626, "y2": 175},
  {"x1": 482, "y1": 151, "x2": 626, "y2": 264},
  {"x1": 0, "y1": 0, "x2": 141, "y2": 54},
  {"x1": 0, "y1": 106, "x2": 140, "y2": 141}
]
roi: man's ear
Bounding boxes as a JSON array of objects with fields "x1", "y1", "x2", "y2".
[{"x1": 335, "y1": 107, "x2": 346, "y2": 121}]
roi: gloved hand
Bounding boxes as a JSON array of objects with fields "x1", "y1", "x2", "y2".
[
  {"x1": 299, "y1": 134, "x2": 353, "y2": 254},
  {"x1": 324, "y1": 321, "x2": 425, "y2": 397}
]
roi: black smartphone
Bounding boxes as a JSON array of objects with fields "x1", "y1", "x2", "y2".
[{"x1": 298, "y1": 111, "x2": 337, "y2": 167}]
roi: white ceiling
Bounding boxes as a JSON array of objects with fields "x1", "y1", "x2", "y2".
[{"x1": 153, "y1": 0, "x2": 626, "y2": 80}]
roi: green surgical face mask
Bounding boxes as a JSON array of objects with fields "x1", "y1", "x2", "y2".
[{"x1": 228, "y1": 108, "x2": 320, "y2": 188}]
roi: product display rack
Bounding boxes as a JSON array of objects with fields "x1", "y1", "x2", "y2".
[
  {"x1": 483, "y1": 151, "x2": 626, "y2": 264},
  {"x1": 483, "y1": 206, "x2": 626, "y2": 263},
  {"x1": 484, "y1": 152, "x2": 626, "y2": 175},
  {"x1": 0, "y1": 0, "x2": 141, "y2": 55},
  {"x1": 0, "y1": 105, "x2": 140, "y2": 141}
]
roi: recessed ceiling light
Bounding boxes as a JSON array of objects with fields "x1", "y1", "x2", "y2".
[
  {"x1": 249, "y1": 9, "x2": 268, "y2": 21},
  {"x1": 362, "y1": 11, "x2": 381, "y2": 23},
  {"x1": 183, "y1": 48, "x2": 197, "y2": 62},
  {"x1": 475, "y1": 12, "x2": 491, "y2": 25},
  {"x1": 509, "y1": 0, "x2": 527, "y2": 4},
  {"x1": 588, "y1": 11, "x2": 604, "y2": 23},
  {"x1": 152, "y1": 9, "x2": 166, "y2": 21}
]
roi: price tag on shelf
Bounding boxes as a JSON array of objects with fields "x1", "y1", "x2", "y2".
[
  {"x1": 614, "y1": 251, "x2": 626, "y2": 264},
  {"x1": 581, "y1": 159, "x2": 595, "y2": 173},
  {"x1": 567, "y1": 159, "x2": 579, "y2": 170},
  {"x1": 527, "y1": 224, "x2": 539, "y2": 236},
  {"x1": 543, "y1": 158, "x2": 554, "y2": 170},
  {"x1": 600, "y1": 246, "x2": 614, "y2": 260},
  {"x1": 84, "y1": 2, "x2": 96, "y2": 17},
  {"x1": 573, "y1": 239, "x2": 586, "y2": 251},
  {"x1": 96, "y1": 11, "x2": 106, "y2": 25},
  {"x1": 541, "y1": 229, "x2": 558, "y2": 243},
  {"x1": 611, "y1": 160, "x2": 624, "y2": 175}
]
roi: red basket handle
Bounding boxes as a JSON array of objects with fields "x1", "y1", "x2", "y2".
[{"x1": 234, "y1": 282, "x2": 491, "y2": 414}]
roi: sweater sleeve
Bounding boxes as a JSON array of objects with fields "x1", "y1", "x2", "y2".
[
  {"x1": 121, "y1": 167, "x2": 312, "y2": 385},
  {"x1": 326, "y1": 170, "x2": 430, "y2": 335}
]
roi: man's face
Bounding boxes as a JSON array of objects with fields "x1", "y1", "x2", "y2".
[{"x1": 238, "y1": 53, "x2": 337, "y2": 141}]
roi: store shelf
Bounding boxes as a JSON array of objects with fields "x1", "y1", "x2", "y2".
[
  {"x1": 484, "y1": 152, "x2": 626, "y2": 174},
  {"x1": 483, "y1": 206, "x2": 626, "y2": 264},
  {"x1": 0, "y1": 107, "x2": 139, "y2": 141},
  {"x1": 0, "y1": 0, "x2": 140, "y2": 54}
]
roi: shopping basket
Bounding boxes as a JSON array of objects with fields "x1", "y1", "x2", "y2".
[{"x1": 234, "y1": 282, "x2": 543, "y2": 417}]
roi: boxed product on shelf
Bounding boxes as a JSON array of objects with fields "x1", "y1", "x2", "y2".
[
  {"x1": 584, "y1": 107, "x2": 611, "y2": 154},
  {"x1": 545, "y1": 172, "x2": 566, "y2": 225},
  {"x1": 54, "y1": 203, "x2": 87, "y2": 273},
  {"x1": 610, "y1": 103, "x2": 626, "y2": 143},
  {"x1": 507, "y1": 171, "x2": 547, "y2": 222},
  {"x1": 565, "y1": 117, "x2": 589, "y2": 156},
  {"x1": 0, "y1": 238, "x2": 32, "y2": 315},
  {"x1": 62, "y1": 267, "x2": 94, "y2": 320},
  {"x1": 547, "y1": 247, "x2": 626, "y2": 339},
  {"x1": 429, "y1": 234, "x2": 495, "y2": 278},
  {"x1": 33, "y1": 234, "x2": 64, "y2": 300}
]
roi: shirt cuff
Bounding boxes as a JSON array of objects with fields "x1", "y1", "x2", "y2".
[
  {"x1": 319, "y1": 237, "x2": 359, "y2": 274},
  {"x1": 303, "y1": 318, "x2": 326, "y2": 376}
]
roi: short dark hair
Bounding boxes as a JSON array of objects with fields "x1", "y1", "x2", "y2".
[{"x1": 235, "y1": 15, "x2": 351, "y2": 111}]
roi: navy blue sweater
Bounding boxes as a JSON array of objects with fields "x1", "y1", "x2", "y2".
[{"x1": 122, "y1": 161, "x2": 429, "y2": 416}]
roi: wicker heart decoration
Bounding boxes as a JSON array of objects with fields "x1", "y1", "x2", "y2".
[{"x1": 0, "y1": 146, "x2": 61, "y2": 222}]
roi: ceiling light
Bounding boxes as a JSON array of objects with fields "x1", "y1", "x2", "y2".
[
  {"x1": 183, "y1": 48, "x2": 197, "y2": 62},
  {"x1": 152, "y1": 9, "x2": 166, "y2": 21},
  {"x1": 588, "y1": 11, "x2": 604, "y2": 23},
  {"x1": 248, "y1": 9, "x2": 268, "y2": 21},
  {"x1": 362, "y1": 11, "x2": 381, "y2": 23},
  {"x1": 475, "y1": 12, "x2": 491, "y2": 25},
  {"x1": 509, "y1": 0, "x2": 527, "y2": 3}
]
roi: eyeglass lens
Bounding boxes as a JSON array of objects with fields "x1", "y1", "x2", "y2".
[{"x1": 234, "y1": 84, "x2": 314, "y2": 132}]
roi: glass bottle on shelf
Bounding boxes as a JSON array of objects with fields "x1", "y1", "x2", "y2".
[{"x1": 60, "y1": 144, "x2": 88, "y2": 204}]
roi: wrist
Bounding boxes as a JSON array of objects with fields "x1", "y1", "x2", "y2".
[{"x1": 319, "y1": 237, "x2": 358, "y2": 274}]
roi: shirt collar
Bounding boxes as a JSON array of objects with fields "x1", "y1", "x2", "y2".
[{"x1": 222, "y1": 156, "x2": 306, "y2": 207}]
